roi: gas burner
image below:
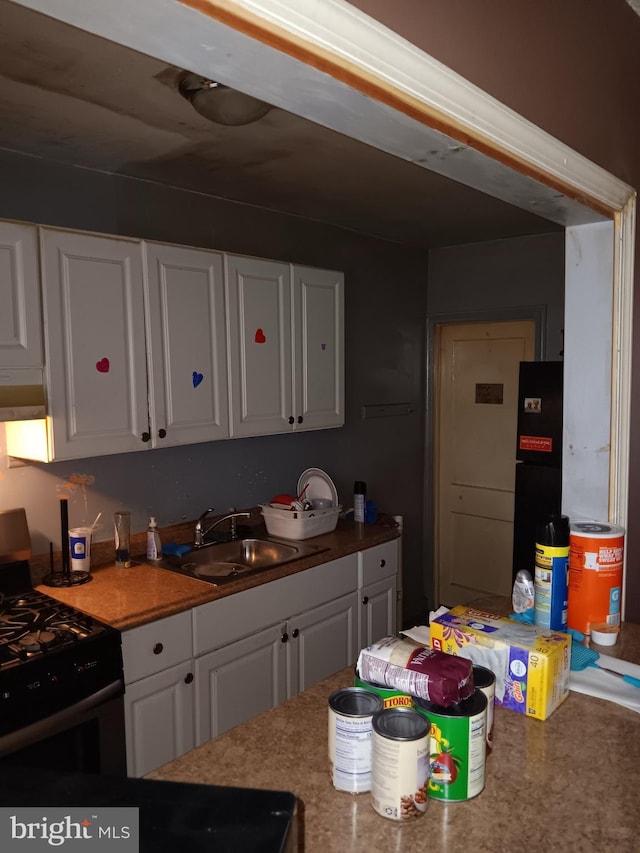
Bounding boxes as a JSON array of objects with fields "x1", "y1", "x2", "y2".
[{"x1": 19, "y1": 630, "x2": 57, "y2": 652}]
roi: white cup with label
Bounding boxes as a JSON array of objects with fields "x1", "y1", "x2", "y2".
[{"x1": 69, "y1": 527, "x2": 92, "y2": 573}]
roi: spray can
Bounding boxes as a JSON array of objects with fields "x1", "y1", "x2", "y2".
[
  {"x1": 534, "y1": 513, "x2": 569, "y2": 631},
  {"x1": 354, "y1": 481, "x2": 367, "y2": 524}
]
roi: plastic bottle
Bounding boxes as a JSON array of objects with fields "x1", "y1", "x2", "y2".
[
  {"x1": 512, "y1": 569, "x2": 535, "y2": 614},
  {"x1": 534, "y1": 513, "x2": 570, "y2": 631},
  {"x1": 353, "y1": 481, "x2": 367, "y2": 524},
  {"x1": 146, "y1": 516, "x2": 162, "y2": 561}
]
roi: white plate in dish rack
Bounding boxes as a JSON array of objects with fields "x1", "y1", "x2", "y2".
[{"x1": 297, "y1": 468, "x2": 339, "y2": 507}]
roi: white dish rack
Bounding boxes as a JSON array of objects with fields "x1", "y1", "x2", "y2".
[{"x1": 260, "y1": 503, "x2": 342, "y2": 540}]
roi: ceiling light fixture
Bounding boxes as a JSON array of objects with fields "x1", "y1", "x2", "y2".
[{"x1": 178, "y1": 72, "x2": 272, "y2": 126}]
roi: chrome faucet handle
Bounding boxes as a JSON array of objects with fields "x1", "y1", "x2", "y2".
[{"x1": 194, "y1": 508, "x2": 215, "y2": 546}]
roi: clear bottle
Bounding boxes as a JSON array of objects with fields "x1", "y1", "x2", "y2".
[{"x1": 146, "y1": 516, "x2": 162, "y2": 561}]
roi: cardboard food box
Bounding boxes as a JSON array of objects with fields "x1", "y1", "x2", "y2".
[{"x1": 429, "y1": 606, "x2": 571, "y2": 721}]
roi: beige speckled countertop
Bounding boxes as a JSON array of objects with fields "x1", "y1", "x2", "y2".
[
  {"x1": 36, "y1": 519, "x2": 400, "y2": 630},
  {"x1": 148, "y1": 620, "x2": 640, "y2": 853}
]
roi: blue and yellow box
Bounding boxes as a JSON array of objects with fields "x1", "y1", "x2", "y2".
[{"x1": 429, "y1": 606, "x2": 570, "y2": 721}]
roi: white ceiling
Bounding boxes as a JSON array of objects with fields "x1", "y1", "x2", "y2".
[{"x1": 0, "y1": 0, "x2": 563, "y2": 249}]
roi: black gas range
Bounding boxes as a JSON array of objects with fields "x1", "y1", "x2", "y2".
[{"x1": 0, "y1": 558, "x2": 126, "y2": 774}]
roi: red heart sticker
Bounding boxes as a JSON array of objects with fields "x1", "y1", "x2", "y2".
[
  {"x1": 96, "y1": 358, "x2": 110, "y2": 373},
  {"x1": 255, "y1": 328, "x2": 266, "y2": 344}
]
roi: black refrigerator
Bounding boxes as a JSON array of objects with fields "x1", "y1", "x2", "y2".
[{"x1": 512, "y1": 361, "x2": 563, "y2": 583}]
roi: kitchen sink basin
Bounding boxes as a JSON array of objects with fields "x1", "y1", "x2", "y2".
[{"x1": 152, "y1": 536, "x2": 328, "y2": 585}]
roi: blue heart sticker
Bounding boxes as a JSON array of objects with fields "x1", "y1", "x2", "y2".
[{"x1": 192, "y1": 371, "x2": 204, "y2": 388}]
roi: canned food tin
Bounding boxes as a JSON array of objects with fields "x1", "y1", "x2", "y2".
[
  {"x1": 354, "y1": 668, "x2": 412, "y2": 709},
  {"x1": 328, "y1": 687, "x2": 383, "y2": 793},
  {"x1": 413, "y1": 689, "x2": 487, "y2": 802},
  {"x1": 472, "y1": 666, "x2": 495, "y2": 750},
  {"x1": 370, "y1": 707, "x2": 430, "y2": 821}
]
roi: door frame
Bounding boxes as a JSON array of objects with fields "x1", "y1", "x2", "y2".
[{"x1": 427, "y1": 306, "x2": 546, "y2": 607}]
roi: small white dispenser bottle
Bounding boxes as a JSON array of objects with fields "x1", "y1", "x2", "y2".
[{"x1": 146, "y1": 516, "x2": 162, "y2": 561}]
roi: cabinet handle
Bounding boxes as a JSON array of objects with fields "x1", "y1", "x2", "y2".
[
  {"x1": 292, "y1": 628, "x2": 299, "y2": 639},
  {"x1": 153, "y1": 643, "x2": 164, "y2": 655},
  {"x1": 281, "y1": 632, "x2": 289, "y2": 643},
  {"x1": 158, "y1": 428, "x2": 167, "y2": 439},
  {"x1": 288, "y1": 416, "x2": 294, "y2": 425},
  {"x1": 184, "y1": 672, "x2": 194, "y2": 684},
  {"x1": 380, "y1": 559, "x2": 386, "y2": 568},
  {"x1": 297, "y1": 416, "x2": 303, "y2": 424},
  {"x1": 362, "y1": 596, "x2": 369, "y2": 605},
  {"x1": 141, "y1": 431, "x2": 151, "y2": 443}
]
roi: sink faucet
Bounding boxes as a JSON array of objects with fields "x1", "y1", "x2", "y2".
[{"x1": 194, "y1": 508, "x2": 251, "y2": 547}]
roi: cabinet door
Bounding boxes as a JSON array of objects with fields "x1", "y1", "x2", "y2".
[
  {"x1": 292, "y1": 266, "x2": 344, "y2": 431},
  {"x1": 144, "y1": 242, "x2": 229, "y2": 447},
  {"x1": 195, "y1": 624, "x2": 286, "y2": 744},
  {"x1": 287, "y1": 591, "x2": 359, "y2": 697},
  {"x1": 226, "y1": 255, "x2": 293, "y2": 437},
  {"x1": 40, "y1": 228, "x2": 150, "y2": 459},
  {"x1": 359, "y1": 576, "x2": 397, "y2": 649},
  {"x1": 0, "y1": 221, "x2": 42, "y2": 368},
  {"x1": 124, "y1": 660, "x2": 195, "y2": 777}
]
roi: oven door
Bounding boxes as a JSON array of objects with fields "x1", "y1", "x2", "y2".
[{"x1": 0, "y1": 680, "x2": 126, "y2": 776}]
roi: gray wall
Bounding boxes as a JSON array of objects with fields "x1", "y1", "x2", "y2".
[
  {"x1": 0, "y1": 150, "x2": 430, "y2": 624},
  {"x1": 428, "y1": 234, "x2": 566, "y2": 359}
]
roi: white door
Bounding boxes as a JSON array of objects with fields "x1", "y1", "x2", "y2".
[
  {"x1": 360, "y1": 577, "x2": 397, "y2": 648},
  {"x1": 40, "y1": 228, "x2": 150, "y2": 459},
  {"x1": 225, "y1": 254, "x2": 293, "y2": 437},
  {"x1": 435, "y1": 320, "x2": 536, "y2": 606},
  {"x1": 292, "y1": 265, "x2": 344, "y2": 431},
  {"x1": 144, "y1": 242, "x2": 229, "y2": 447}
]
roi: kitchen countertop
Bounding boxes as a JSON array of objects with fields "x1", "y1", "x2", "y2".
[
  {"x1": 36, "y1": 519, "x2": 400, "y2": 630},
  {"x1": 148, "y1": 619, "x2": 640, "y2": 853}
]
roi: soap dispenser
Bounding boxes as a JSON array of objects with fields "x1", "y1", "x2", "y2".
[{"x1": 146, "y1": 516, "x2": 162, "y2": 561}]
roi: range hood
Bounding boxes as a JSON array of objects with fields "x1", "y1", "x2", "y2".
[{"x1": 0, "y1": 369, "x2": 47, "y2": 422}]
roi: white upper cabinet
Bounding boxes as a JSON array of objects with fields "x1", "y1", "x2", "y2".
[
  {"x1": 40, "y1": 227, "x2": 150, "y2": 460},
  {"x1": 144, "y1": 241, "x2": 229, "y2": 447},
  {"x1": 4, "y1": 218, "x2": 343, "y2": 459},
  {"x1": 0, "y1": 221, "x2": 42, "y2": 368},
  {"x1": 226, "y1": 254, "x2": 293, "y2": 437},
  {"x1": 226, "y1": 255, "x2": 344, "y2": 437},
  {"x1": 293, "y1": 265, "x2": 344, "y2": 431}
]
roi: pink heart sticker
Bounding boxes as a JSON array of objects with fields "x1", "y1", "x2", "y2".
[
  {"x1": 96, "y1": 358, "x2": 110, "y2": 373},
  {"x1": 192, "y1": 371, "x2": 203, "y2": 388},
  {"x1": 255, "y1": 328, "x2": 266, "y2": 344}
]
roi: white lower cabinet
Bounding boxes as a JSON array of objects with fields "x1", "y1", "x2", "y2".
[
  {"x1": 124, "y1": 660, "x2": 195, "y2": 778},
  {"x1": 122, "y1": 610, "x2": 194, "y2": 777},
  {"x1": 193, "y1": 553, "x2": 359, "y2": 744},
  {"x1": 358, "y1": 539, "x2": 399, "y2": 649},
  {"x1": 123, "y1": 541, "x2": 399, "y2": 775},
  {"x1": 195, "y1": 623, "x2": 286, "y2": 745},
  {"x1": 286, "y1": 591, "x2": 359, "y2": 698}
]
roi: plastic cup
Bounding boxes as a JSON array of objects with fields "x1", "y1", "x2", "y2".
[
  {"x1": 69, "y1": 526, "x2": 92, "y2": 573},
  {"x1": 114, "y1": 510, "x2": 131, "y2": 568}
]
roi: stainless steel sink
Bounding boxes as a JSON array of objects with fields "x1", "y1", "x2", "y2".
[{"x1": 152, "y1": 536, "x2": 328, "y2": 585}]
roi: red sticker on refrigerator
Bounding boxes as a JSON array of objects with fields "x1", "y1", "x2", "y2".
[{"x1": 519, "y1": 435, "x2": 553, "y2": 453}]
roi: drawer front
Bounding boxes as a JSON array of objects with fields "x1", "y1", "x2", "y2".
[
  {"x1": 358, "y1": 539, "x2": 399, "y2": 587},
  {"x1": 193, "y1": 553, "x2": 358, "y2": 657},
  {"x1": 122, "y1": 610, "x2": 192, "y2": 684}
]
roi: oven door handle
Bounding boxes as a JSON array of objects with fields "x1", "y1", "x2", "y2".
[{"x1": 0, "y1": 680, "x2": 124, "y2": 758}]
